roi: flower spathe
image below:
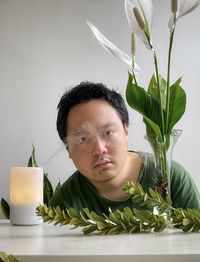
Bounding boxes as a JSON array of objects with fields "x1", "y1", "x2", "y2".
[
  {"x1": 124, "y1": 0, "x2": 153, "y2": 49},
  {"x1": 169, "y1": 0, "x2": 200, "y2": 31},
  {"x1": 178, "y1": 0, "x2": 200, "y2": 17},
  {"x1": 87, "y1": 21, "x2": 140, "y2": 74}
]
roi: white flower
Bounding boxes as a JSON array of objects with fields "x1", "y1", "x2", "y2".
[
  {"x1": 169, "y1": 0, "x2": 200, "y2": 31},
  {"x1": 87, "y1": 21, "x2": 140, "y2": 73},
  {"x1": 124, "y1": 0, "x2": 153, "y2": 49}
]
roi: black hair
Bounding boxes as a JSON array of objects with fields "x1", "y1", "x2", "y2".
[{"x1": 57, "y1": 81, "x2": 129, "y2": 144}]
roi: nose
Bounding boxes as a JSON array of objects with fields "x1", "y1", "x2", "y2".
[{"x1": 92, "y1": 136, "x2": 108, "y2": 157}]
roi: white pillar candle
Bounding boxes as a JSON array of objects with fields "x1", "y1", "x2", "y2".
[{"x1": 10, "y1": 167, "x2": 43, "y2": 225}]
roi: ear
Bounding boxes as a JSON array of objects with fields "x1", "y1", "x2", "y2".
[
  {"x1": 66, "y1": 146, "x2": 72, "y2": 159},
  {"x1": 123, "y1": 124, "x2": 129, "y2": 135}
]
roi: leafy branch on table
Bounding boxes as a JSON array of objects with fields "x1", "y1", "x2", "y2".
[{"x1": 36, "y1": 181, "x2": 200, "y2": 235}]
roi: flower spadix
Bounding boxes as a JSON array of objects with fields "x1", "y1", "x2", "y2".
[
  {"x1": 87, "y1": 21, "x2": 140, "y2": 74},
  {"x1": 169, "y1": 0, "x2": 200, "y2": 31},
  {"x1": 124, "y1": 0, "x2": 153, "y2": 49}
]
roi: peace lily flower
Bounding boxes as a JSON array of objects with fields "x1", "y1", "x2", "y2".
[
  {"x1": 124, "y1": 0, "x2": 153, "y2": 49},
  {"x1": 87, "y1": 21, "x2": 140, "y2": 75},
  {"x1": 169, "y1": 0, "x2": 200, "y2": 31},
  {"x1": 124, "y1": 0, "x2": 165, "y2": 135}
]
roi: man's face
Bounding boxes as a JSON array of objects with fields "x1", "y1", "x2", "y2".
[{"x1": 66, "y1": 99, "x2": 128, "y2": 184}]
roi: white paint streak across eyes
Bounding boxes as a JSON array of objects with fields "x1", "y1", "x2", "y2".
[{"x1": 66, "y1": 122, "x2": 118, "y2": 150}]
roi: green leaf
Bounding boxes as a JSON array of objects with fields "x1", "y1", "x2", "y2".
[
  {"x1": 67, "y1": 208, "x2": 80, "y2": 219},
  {"x1": 55, "y1": 181, "x2": 61, "y2": 194},
  {"x1": 90, "y1": 211, "x2": 106, "y2": 223},
  {"x1": 48, "y1": 209, "x2": 55, "y2": 218},
  {"x1": 123, "y1": 206, "x2": 134, "y2": 218},
  {"x1": 108, "y1": 211, "x2": 120, "y2": 224},
  {"x1": 69, "y1": 217, "x2": 82, "y2": 226},
  {"x1": 148, "y1": 74, "x2": 167, "y2": 111},
  {"x1": 8, "y1": 255, "x2": 21, "y2": 262},
  {"x1": 149, "y1": 188, "x2": 157, "y2": 199},
  {"x1": 54, "y1": 214, "x2": 64, "y2": 223},
  {"x1": 193, "y1": 209, "x2": 200, "y2": 222},
  {"x1": 154, "y1": 224, "x2": 165, "y2": 232},
  {"x1": 83, "y1": 224, "x2": 97, "y2": 235},
  {"x1": 143, "y1": 117, "x2": 163, "y2": 143},
  {"x1": 182, "y1": 223, "x2": 193, "y2": 232},
  {"x1": 126, "y1": 72, "x2": 163, "y2": 130},
  {"x1": 96, "y1": 221, "x2": 106, "y2": 230},
  {"x1": 0, "y1": 252, "x2": 8, "y2": 261},
  {"x1": 186, "y1": 208, "x2": 195, "y2": 220},
  {"x1": 0, "y1": 198, "x2": 10, "y2": 219},
  {"x1": 107, "y1": 225, "x2": 123, "y2": 235},
  {"x1": 43, "y1": 172, "x2": 54, "y2": 205},
  {"x1": 28, "y1": 144, "x2": 38, "y2": 167},
  {"x1": 129, "y1": 226, "x2": 140, "y2": 233},
  {"x1": 82, "y1": 208, "x2": 91, "y2": 219},
  {"x1": 136, "y1": 183, "x2": 145, "y2": 195},
  {"x1": 191, "y1": 223, "x2": 200, "y2": 232},
  {"x1": 167, "y1": 78, "x2": 186, "y2": 133},
  {"x1": 134, "y1": 209, "x2": 150, "y2": 220},
  {"x1": 0, "y1": 252, "x2": 21, "y2": 262}
]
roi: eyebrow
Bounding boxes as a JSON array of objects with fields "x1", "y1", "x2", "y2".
[
  {"x1": 98, "y1": 122, "x2": 117, "y2": 131},
  {"x1": 70, "y1": 129, "x2": 90, "y2": 138},
  {"x1": 70, "y1": 122, "x2": 117, "y2": 136}
]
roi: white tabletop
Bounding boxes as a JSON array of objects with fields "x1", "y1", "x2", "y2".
[{"x1": 0, "y1": 219, "x2": 200, "y2": 262}]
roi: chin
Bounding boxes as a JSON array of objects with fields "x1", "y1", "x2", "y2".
[{"x1": 94, "y1": 171, "x2": 117, "y2": 182}]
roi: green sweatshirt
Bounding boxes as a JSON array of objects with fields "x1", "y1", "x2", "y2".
[{"x1": 49, "y1": 152, "x2": 200, "y2": 214}]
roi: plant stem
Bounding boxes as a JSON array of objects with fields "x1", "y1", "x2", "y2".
[
  {"x1": 166, "y1": 24, "x2": 176, "y2": 134},
  {"x1": 131, "y1": 33, "x2": 138, "y2": 85},
  {"x1": 153, "y1": 138, "x2": 170, "y2": 200},
  {"x1": 153, "y1": 49, "x2": 165, "y2": 137},
  {"x1": 145, "y1": 32, "x2": 165, "y2": 137},
  {"x1": 131, "y1": 61, "x2": 138, "y2": 85}
]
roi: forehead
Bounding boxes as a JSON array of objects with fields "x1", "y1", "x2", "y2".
[{"x1": 67, "y1": 100, "x2": 122, "y2": 133}]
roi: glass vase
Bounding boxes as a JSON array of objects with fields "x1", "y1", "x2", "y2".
[{"x1": 145, "y1": 129, "x2": 182, "y2": 204}]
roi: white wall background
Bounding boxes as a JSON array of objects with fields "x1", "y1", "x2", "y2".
[{"x1": 0, "y1": 0, "x2": 200, "y2": 218}]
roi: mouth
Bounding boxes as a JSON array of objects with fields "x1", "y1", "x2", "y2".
[{"x1": 94, "y1": 159, "x2": 112, "y2": 169}]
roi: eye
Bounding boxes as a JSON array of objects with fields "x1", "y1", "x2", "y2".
[
  {"x1": 77, "y1": 136, "x2": 89, "y2": 144},
  {"x1": 104, "y1": 129, "x2": 114, "y2": 138}
]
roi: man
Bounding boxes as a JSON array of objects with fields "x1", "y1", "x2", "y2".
[{"x1": 49, "y1": 81, "x2": 200, "y2": 214}]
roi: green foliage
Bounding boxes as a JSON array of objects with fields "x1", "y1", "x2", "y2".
[
  {"x1": 43, "y1": 172, "x2": 54, "y2": 205},
  {"x1": 36, "y1": 204, "x2": 167, "y2": 235},
  {"x1": 0, "y1": 198, "x2": 10, "y2": 219},
  {"x1": 123, "y1": 181, "x2": 171, "y2": 214},
  {"x1": 27, "y1": 144, "x2": 37, "y2": 167},
  {"x1": 126, "y1": 72, "x2": 186, "y2": 200},
  {"x1": 166, "y1": 79, "x2": 186, "y2": 134},
  {"x1": 27, "y1": 144, "x2": 54, "y2": 205},
  {"x1": 148, "y1": 74, "x2": 167, "y2": 111},
  {"x1": 36, "y1": 182, "x2": 200, "y2": 235},
  {"x1": 126, "y1": 72, "x2": 162, "y2": 132},
  {"x1": 0, "y1": 252, "x2": 21, "y2": 262},
  {"x1": 126, "y1": 73, "x2": 186, "y2": 140},
  {"x1": 43, "y1": 176, "x2": 61, "y2": 205},
  {"x1": 173, "y1": 208, "x2": 200, "y2": 232},
  {"x1": 54, "y1": 181, "x2": 61, "y2": 194}
]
